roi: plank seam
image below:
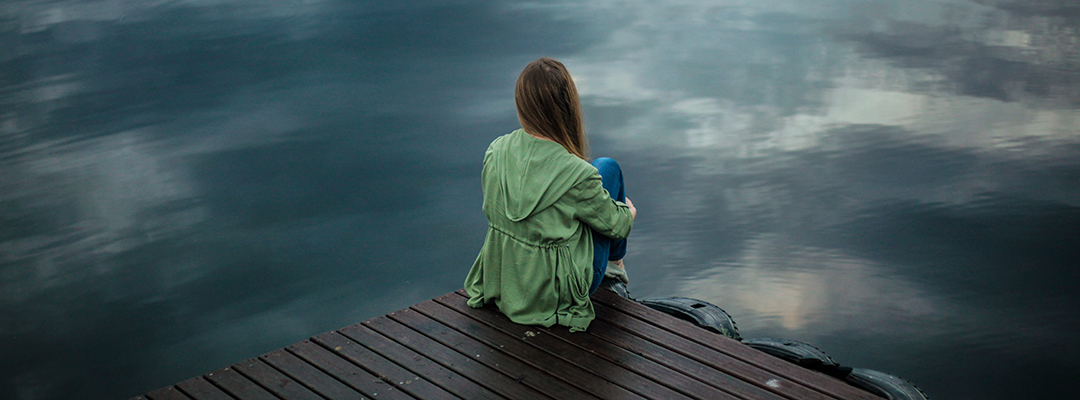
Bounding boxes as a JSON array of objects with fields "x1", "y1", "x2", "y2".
[
  {"x1": 361, "y1": 314, "x2": 556, "y2": 400},
  {"x1": 318, "y1": 329, "x2": 471, "y2": 400},
  {"x1": 591, "y1": 301, "x2": 830, "y2": 400},
  {"x1": 531, "y1": 319, "x2": 738, "y2": 400},
  {"x1": 407, "y1": 302, "x2": 622, "y2": 400},
  {"x1": 590, "y1": 290, "x2": 875, "y2": 399},
  {"x1": 172, "y1": 386, "x2": 197, "y2": 400},
  {"x1": 145, "y1": 387, "x2": 194, "y2": 400},
  {"x1": 251, "y1": 355, "x2": 334, "y2": 400},
  {"x1": 194, "y1": 375, "x2": 239, "y2": 400},
  {"x1": 137, "y1": 290, "x2": 880, "y2": 400},
  {"x1": 207, "y1": 368, "x2": 281, "y2": 400},
  {"x1": 172, "y1": 384, "x2": 202, "y2": 400},
  {"x1": 282, "y1": 344, "x2": 380, "y2": 399},
  {"x1": 307, "y1": 332, "x2": 426, "y2": 400},
  {"x1": 391, "y1": 306, "x2": 596, "y2": 400},
  {"x1": 432, "y1": 295, "x2": 660, "y2": 398},
  {"x1": 439, "y1": 292, "x2": 707, "y2": 400},
  {"x1": 228, "y1": 363, "x2": 291, "y2": 400},
  {"x1": 593, "y1": 293, "x2": 840, "y2": 393},
  {"x1": 580, "y1": 317, "x2": 784, "y2": 400}
]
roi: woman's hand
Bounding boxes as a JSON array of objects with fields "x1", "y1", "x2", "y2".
[{"x1": 625, "y1": 197, "x2": 637, "y2": 219}]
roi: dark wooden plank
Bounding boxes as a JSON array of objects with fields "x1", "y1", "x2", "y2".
[
  {"x1": 411, "y1": 300, "x2": 648, "y2": 400},
  {"x1": 362, "y1": 313, "x2": 553, "y2": 400},
  {"x1": 523, "y1": 313, "x2": 740, "y2": 400},
  {"x1": 285, "y1": 340, "x2": 411, "y2": 400},
  {"x1": 446, "y1": 291, "x2": 739, "y2": 400},
  {"x1": 141, "y1": 290, "x2": 887, "y2": 400},
  {"x1": 204, "y1": 367, "x2": 277, "y2": 400},
  {"x1": 590, "y1": 289, "x2": 881, "y2": 400},
  {"x1": 260, "y1": 348, "x2": 366, "y2": 400},
  {"x1": 313, "y1": 330, "x2": 459, "y2": 399},
  {"x1": 583, "y1": 316, "x2": 789, "y2": 400},
  {"x1": 434, "y1": 292, "x2": 696, "y2": 400},
  {"x1": 145, "y1": 386, "x2": 192, "y2": 400},
  {"x1": 592, "y1": 301, "x2": 838, "y2": 400},
  {"x1": 232, "y1": 357, "x2": 323, "y2": 400},
  {"x1": 337, "y1": 323, "x2": 502, "y2": 400},
  {"x1": 174, "y1": 376, "x2": 233, "y2": 400},
  {"x1": 390, "y1": 302, "x2": 599, "y2": 400}
]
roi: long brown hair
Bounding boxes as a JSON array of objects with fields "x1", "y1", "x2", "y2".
[{"x1": 515, "y1": 58, "x2": 589, "y2": 160}]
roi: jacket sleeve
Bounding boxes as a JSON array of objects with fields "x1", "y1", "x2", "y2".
[{"x1": 570, "y1": 174, "x2": 634, "y2": 240}]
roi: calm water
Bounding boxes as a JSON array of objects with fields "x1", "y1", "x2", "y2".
[{"x1": 2, "y1": 1, "x2": 1078, "y2": 399}]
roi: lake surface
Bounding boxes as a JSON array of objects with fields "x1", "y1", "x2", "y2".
[{"x1": 2, "y1": 1, "x2": 1078, "y2": 399}]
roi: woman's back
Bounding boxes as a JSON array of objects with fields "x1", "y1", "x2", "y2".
[
  {"x1": 481, "y1": 130, "x2": 598, "y2": 244},
  {"x1": 464, "y1": 58, "x2": 635, "y2": 332},
  {"x1": 466, "y1": 129, "x2": 632, "y2": 332}
]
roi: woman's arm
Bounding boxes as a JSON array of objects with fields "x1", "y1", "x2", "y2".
[{"x1": 571, "y1": 175, "x2": 635, "y2": 240}]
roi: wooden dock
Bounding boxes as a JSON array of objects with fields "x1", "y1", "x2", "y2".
[{"x1": 132, "y1": 289, "x2": 881, "y2": 400}]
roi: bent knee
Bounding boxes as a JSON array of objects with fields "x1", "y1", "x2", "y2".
[{"x1": 592, "y1": 157, "x2": 621, "y2": 173}]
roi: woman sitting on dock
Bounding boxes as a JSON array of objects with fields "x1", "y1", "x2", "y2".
[{"x1": 464, "y1": 57, "x2": 637, "y2": 332}]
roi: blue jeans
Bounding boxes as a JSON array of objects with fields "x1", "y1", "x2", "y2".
[{"x1": 589, "y1": 157, "x2": 627, "y2": 294}]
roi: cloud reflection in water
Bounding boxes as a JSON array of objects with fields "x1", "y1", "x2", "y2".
[
  {"x1": 1, "y1": 0, "x2": 1078, "y2": 399},
  {"x1": 679, "y1": 233, "x2": 940, "y2": 336}
]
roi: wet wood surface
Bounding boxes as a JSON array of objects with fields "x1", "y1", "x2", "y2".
[{"x1": 131, "y1": 289, "x2": 880, "y2": 400}]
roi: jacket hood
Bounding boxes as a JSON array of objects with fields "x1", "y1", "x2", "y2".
[{"x1": 488, "y1": 129, "x2": 596, "y2": 222}]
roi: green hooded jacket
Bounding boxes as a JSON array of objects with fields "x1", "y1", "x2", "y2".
[{"x1": 464, "y1": 129, "x2": 634, "y2": 332}]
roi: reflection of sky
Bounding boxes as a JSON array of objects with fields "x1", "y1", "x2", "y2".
[
  {"x1": 556, "y1": 1, "x2": 1079, "y2": 398},
  {"x1": 1, "y1": 0, "x2": 1078, "y2": 399},
  {"x1": 680, "y1": 233, "x2": 941, "y2": 334}
]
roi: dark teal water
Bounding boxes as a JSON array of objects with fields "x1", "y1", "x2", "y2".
[{"x1": 2, "y1": 1, "x2": 1078, "y2": 399}]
